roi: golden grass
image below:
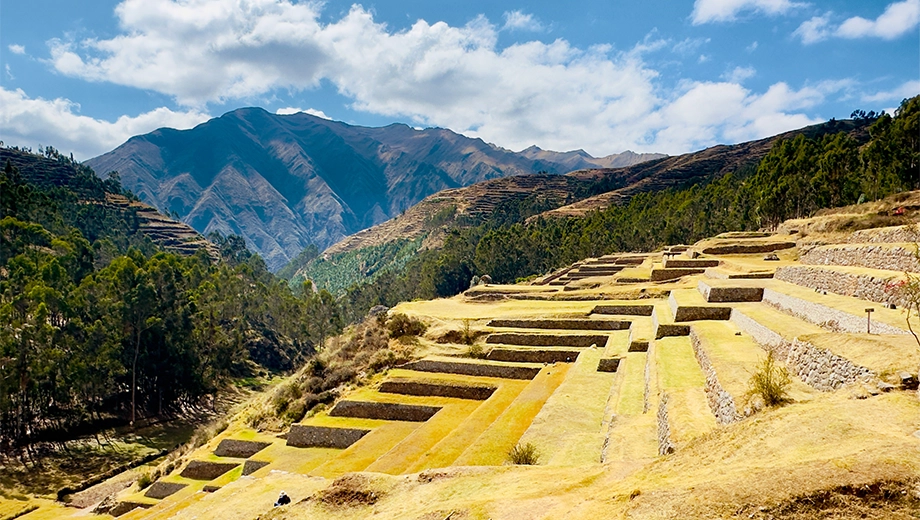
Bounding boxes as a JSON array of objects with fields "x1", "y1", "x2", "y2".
[
  {"x1": 602, "y1": 329, "x2": 631, "y2": 356},
  {"x1": 308, "y1": 421, "x2": 424, "y2": 478},
  {"x1": 803, "y1": 333, "x2": 920, "y2": 377},
  {"x1": 615, "y1": 353, "x2": 648, "y2": 416},
  {"x1": 654, "y1": 336, "x2": 717, "y2": 446},
  {"x1": 453, "y1": 365, "x2": 571, "y2": 466},
  {"x1": 364, "y1": 400, "x2": 483, "y2": 474},
  {"x1": 403, "y1": 380, "x2": 528, "y2": 472},
  {"x1": 517, "y1": 348, "x2": 616, "y2": 466},
  {"x1": 733, "y1": 302, "x2": 825, "y2": 338}
]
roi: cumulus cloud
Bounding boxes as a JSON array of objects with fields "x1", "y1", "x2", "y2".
[
  {"x1": 795, "y1": 1, "x2": 920, "y2": 44},
  {"x1": 8, "y1": 44, "x2": 26, "y2": 55},
  {"x1": 862, "y1": 80, "x2": 920, "y2": 103},
  {"x1": 275, "y1": 106, "x2": 330, "y2": 118},
  {"x1": 502, "y1": 10, "x2": 544, "y2": 32},
  {"x1": 722, "y1": 66, "x2": 756, "y2": 83},
  {"x1": 40, "y1": 0, "x2": 837, "y2": 155},
  {"x1": 691, "y1": 0, "x2": 803, "y2": 24},
  {"x1": 0, "y1": 87, "x2": 210, "y2": 160}
]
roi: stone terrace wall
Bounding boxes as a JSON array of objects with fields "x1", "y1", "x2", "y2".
[
  {"x1": 378, "y1": 380, "x2": 496, "y2": 400},
  {"x1": 657, "y1": 393, "x2": 675, "y2": 455},
  {"x1": 330, "y1": 401, "x2": 442, "y2": 422},
  {"x1": 730, "y1": 309, "x2": 876, "y2": 391},
  {"x1": 180, "y1": 460, "x2": 239, "y2": 480},
  {"x1": 762, "y1": 288, "x2": 907, "y2": 335},
  {"x1": 488, "y1": 319, "x2": 630, "y2": 330},
  {"x1": 689, "y1": 330, "x2": 741, "y2": 424},
  {"x1": 286, "y1": 425, "x2": 370, "y2": 448},
  {"x1": 801, "y1": 244, "x2": 920, "y2": 273},
  {"x1": 486, "y1": 348, "x2": 581, "y2": 364},
  {"x1": 774, "y1": 266, "x2": 905, "y2": 307},
  {"x1": 486, "y1": 333, "x2": 609, "y2": 347},
  {"x1": 401, "y1": 360, "x2": 540, "y2": 380},
  {"x1": 848, "y1": 225, "x2": 920, "y2": 244},
  {"x1": 592, "y1": 305, "x2": 654, "y2": 316},
  {"x1": 213, "y1": 439, "x2": 271, "y2": 458}
]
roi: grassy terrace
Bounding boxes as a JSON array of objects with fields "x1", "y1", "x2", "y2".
[
  {"x1": 518, "y1": 348, "x2": 616, "y2": 466},
  {"x1": 690, "y1": 321, "x2": 817, "y2": 403},
  {"x1": 603, "y1": 351, "x2": 658, "y2": 462},
  {"x1": 603, "y1": 329, "x2": 631, "y2": 356},
  {"x1": 453, "y1": 364, "x2": 571, "y2": 466},
  {"x1": 654, "y1": 337, "x2": 716, "y2": 446},
  {"x1": 733, "y1": 302, "x2": 920, "y2": 375},
  {"x1": 765, "y1": 278, "x2": 915, "y2": 331}
]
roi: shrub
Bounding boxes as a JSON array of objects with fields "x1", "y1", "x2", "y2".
[
  {"x1": 387, "y1": 313, "x2": 427, "y2": 339},
  {"x1": 136, "y1": 473, "x2": 153, "y2": 490},
  {"x1": 283, "y1": 399, "x2": 307, "y2": 424},
  {"x1": 747, "y1": 351, "x2": 792, "y2": 408},
  {"x1": 467, "y1": 344, "x2": 487, "y2": 359},
  {"x1": 506, "y1": 442, "x2": 541, "y2": 465}
]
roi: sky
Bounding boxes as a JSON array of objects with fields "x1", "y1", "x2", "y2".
[{"x1": 1, "y1": 0, "x2": 918, "y2": 160}]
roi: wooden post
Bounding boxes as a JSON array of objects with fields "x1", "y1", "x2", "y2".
[{"x1": 865, "y1": 308, "x2": 874, "y2": 334}]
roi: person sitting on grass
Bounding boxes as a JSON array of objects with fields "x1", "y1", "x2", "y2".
[{"x1": 274, "y1": 491, "x2": 291, "y2": 507}]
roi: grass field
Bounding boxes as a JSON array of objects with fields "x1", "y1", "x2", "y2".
[
  {"x1": 654, "y1": 337, "x2": 717, "y2": 446},
  {"x1": 453, "y1": 364, "x2": 571, "y2": 466},
  {"x1": 517, "y1": 348, "x2": 616, "y2": 466}
]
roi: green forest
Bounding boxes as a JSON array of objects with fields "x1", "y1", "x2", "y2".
[{"x1": 0, "y1": 151, "x2": 341, "y2": 453}]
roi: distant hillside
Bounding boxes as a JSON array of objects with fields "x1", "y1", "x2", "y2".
[
  {"x1": 86, "y1": 108, "x2": 659, "y2": 271},
  {"x1": 1, "y1": 147, "x2": 218, "y2": 260}
]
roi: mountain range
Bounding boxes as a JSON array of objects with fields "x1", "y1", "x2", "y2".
[{"x1": 86, "y1": 108, "x2": 663, "y2": 271}]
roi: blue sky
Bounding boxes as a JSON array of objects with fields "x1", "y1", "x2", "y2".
[{"x1": 1, "y1": 0, "x2": 918, "y2": 160}]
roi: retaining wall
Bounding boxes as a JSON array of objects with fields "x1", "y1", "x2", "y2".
[
  {"x1": 664, "y1": 259, "x2": 720, "y2": 269},
  {"x1": 592, "y1": 305, "x2": 653, "y2": 316},
  {"x1": 379, "y1": 380, "x2": 496, "y2": 400},
  {"x1": 401, "y1": 359, "x2": 540, "y2": 380},
  {"x1": 704, "y1": 269, "x2": 774, "y2": 280},
  {"x1": 698, "y1": 281, "x2": 764, "y2": 303},
  {"x1": 848, "y1": 225, "x2": 920, "y2": 244},
  {"x1": 486, "y1": 333, "x2": 609, "y2": 348},
  {"x1": 730, "y1": 309, "x2": 876, "y2": 391},
  {"x1": 762, "y1": 288, "x2": 907, "y2": 335},
  {"x1": 286, "y1": 424, "x2": 370, "y2": 448},
  {"x1": 486, "y1": 348, "x2": 580, "y2": 364},
  {"x1": 689, "y1": 329, "x2": 742, "y2": 424},
  {"x1": 242, "y1": 460, "x2": 270, "y2": 475},
  {"x1": 488, "y1": 319, "x2": 630, "y2": 330},
  {"x1": 330, "y1": 401, "x2": 442, "y2": 422},
  {"x1": 179, "y1": 460, "x2": 240, "y2": 480},
  {"x1": 597, "y1": 358, "x2": 621, "y2": 372},
  {"x1": 700, "y1": 241, "x2": 796, "y2": 254},
  {"x1": 650, "y1": 268, "x2": 706, "y2": 281},
  {"x1": 144, "y1": 482, "x2": 187, "y2": 500},
  {"x1": 657, "y1": 393, "x2": 675, "y2": 455},
  {"x1": 774, "y1": 266, "x2": 904, "y2": 307},
  {"x1": 213, "y1": 439, "x2": 271, "y2": 458},
  {"x1": 801, "y1": 244, "x2": 920, "y2": 273}
]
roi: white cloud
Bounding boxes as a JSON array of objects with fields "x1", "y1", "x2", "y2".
[
  {"x1": 672, "y1": 37, "x2": 710, "y2": 56},
  {"x1": 275, "y1": 106, "x2": 330, "y2": 119},
  {"x1": 8, "y1": 44, "x2": 26, "y2": 55},
  {"x1": 691, "y1": 0, "x2": 803, "y2": 24},
  {"x1": 5, "y1": 64, "x2": 13, "y2": 80},
  {"x1": 837, "y1": 0, "x2": 920, "y2": 40},
  {"x1": 746, "y1": 41, "x2": 758, "y2": 52},
  {"x1": 39, "y1": 0, "x2": 838, "y2": 156},
  {"x1": 502, "y1": 10, "x2": 544, "y2": 32},
  {"x1": 795, "y1": 1, "x2": 920, "y2": 44},
  {"x1": 722, "y1": 66, "x2": 756, "y2": 83},
  {"x1": 0, "y1": 87, "x2": 210, "y2": 160},
  {"x1": 862, "y1": 80, "x2": 920, "y2": 103}
]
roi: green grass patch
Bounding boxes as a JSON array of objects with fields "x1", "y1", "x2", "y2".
[{"x1": 615, "y1": 353, "x2": 648, "y2": 416}]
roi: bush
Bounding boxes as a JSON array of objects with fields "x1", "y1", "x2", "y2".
[
  {"x1": 467, "y1": 344, "x2": 487, "y2": 359},
  {"x1": 136, "y1": 473, "x2": 153, "y2": 490},
  {"x1": 387, "y1": 313, "x2": 427, "y2": 339},
  {"x1": 506, "y1": 442, "x2": 541, "y2": 465},
  {"x1": 283, "y1": 399, "x2": 307, "y2": 424},
  {"x1": 747, "y1": 351, "x2": 792, "y2": 408}
]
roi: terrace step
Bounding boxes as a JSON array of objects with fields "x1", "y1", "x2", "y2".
[
  {"x1": 591, "y1": 304, "x2": 654, "y2": 316},
  {"x1": 517, "y1": 348, "x2": 617, "y2": 465},
  {"x1": 400, "y1": 358, "x2": 541, "y2": 380},
  {"x1": 761, "y1": 283, "x2": 908, "y2": 335},
  {"x1": 485, "y1": 333, "x2": 610, "y2": 348},
  {"x1": 486, "y1": 347, "x2": 582, "y2": 364},
  {"x1": 378, "y1": 379, "x2": 496, "y2": 400},
  {"x1": 801, "y1": 243, "x2": 920, "y2": 273},
  {"x1": 652, "y1": 304, "x2": 690, "y2": 339},
  {"x1": 650, "y1": 267, "x2": 706, "y2": 281},
  {"x1": 663, "y1": 259, "x2": 720, "y2": 269},
  {"x1": 328, "y1": 401, "x2": 442, "y2": 422},
  {"x1": 602, "y1": 349, "x2": 658, "y2": 463},
  {"x1": 286, "y1": 424, "x2": 371, "y2": 448},
  {"x1": 704, "y1": 268, "x2": 774, "y2": 279},
  {"x1": 668, "y1": 290, "x2": 732, "y2": 321},
  {"x1": 773, "y1": 264, "x2": 903, "y2": 307},
  {"x1": 697, "y1": 280, "x2": 764, "y2": 303},
  {"x1": 488, "y1": 318, "x2": 630, "y2": 330},
  {"x1": 654, "y1": 336, "x2": 717, "y2": 453}
]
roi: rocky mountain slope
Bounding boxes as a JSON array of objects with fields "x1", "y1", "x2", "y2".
[{"x1": 86, "y1": 109, "x2": 661, "y2": 271}]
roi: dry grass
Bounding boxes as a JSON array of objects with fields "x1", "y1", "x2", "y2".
[{"x1": 654, "y1": 337, "x2": 716, "y2": 445}]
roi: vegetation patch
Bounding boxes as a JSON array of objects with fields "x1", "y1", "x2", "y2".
[
  {"x1": 740, "y1": 480, "x2": 920, "y2": 520},
  {"x1": 309, "y1": 474, "x2": 382, "y2": 508},
  {"x1": 506, "y1": 442, "x2": 541, "y2": 465}
]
